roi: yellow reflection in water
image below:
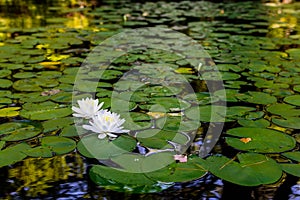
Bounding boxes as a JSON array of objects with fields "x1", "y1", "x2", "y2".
[
  {"x1": 9, "y1": 153, "x2": 84, "y2": 197},
  {"x1": 65, "y1": 12, "x2": 89, "y2": 29}
]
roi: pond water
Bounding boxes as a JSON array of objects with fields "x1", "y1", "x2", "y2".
[{"x1": 0, "y1": 0, "x2": 300, "y2": 199}]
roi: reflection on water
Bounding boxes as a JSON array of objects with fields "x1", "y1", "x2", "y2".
[{"x1": 0, "y1": 153, "x2": 224, "y2": 199}]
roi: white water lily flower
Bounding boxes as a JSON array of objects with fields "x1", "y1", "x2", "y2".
[
  {"x1": 72, "y1": 97, "x2": 104, "y2": 119},
  {"x1": 83, "y1": 110, "x2": 129, "y2": 139}
]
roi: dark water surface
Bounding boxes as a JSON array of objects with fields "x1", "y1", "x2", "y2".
[{"x1": 0, "y1": 0, "x2": 300, "y2": 199}]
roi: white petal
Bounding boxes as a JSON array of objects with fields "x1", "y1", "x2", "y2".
[
  {"x1": 82, "y1": 124, "x2": 93, "y2": 131},
  {"x1": 73, "y1": 113, "x2": 84, "y2": 118},
  {"x1": 107, "y1": 132, "x2": 118, "y2": 137},
  {"x1": 98, "y1": 133, "x2": 106, "y2": 139}
]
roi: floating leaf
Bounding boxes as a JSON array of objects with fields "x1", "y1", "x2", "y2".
[
  {"x1": 0, "y1": 69, "x2": 11, "y2": 78},
  {"x1": 41, "y1": 136, "x2": 76, "y2": 155},
  {"x1": 0, "y1": 143, "x2": 30, "y2": 167},
  {"x1": 185, "y1": 105, "x2": 225, "y2": 122},
  {"x1": 0, "y1": 121, "x2": 42, "y2": 141},
  {"x1": 283, "y1": 95, "x2": 300, "y2": 106},
  {"x1": 281, "y1": 164, "x2": 300, "y2": 177},
  {"x1": 226, "y1": 127, "x2": 296, "y2": 153},
  {"x1": 136, "y1": 129, "x2": 188, "y2": 149},
  {"x1": 23, "y1": 146, "x2": 53, "y2": 158},
  {"x1": 207, "y1": 153, "x2": 282, "y2": 186},
  {"x1": 0, "y1": 79, "x2": 13, "y2": 88},
  {"x1": 237, "y1": 118, "x2": 270, "y2": 128},
  {"x1": 147, "y1": 155, "x2": 208, "y2": 182},
  {"x1": 0, "y1": 107, "x2": 21, "y2": 117},
  {"x1": 272, "y1": 117, "x2": 300, "y2": 129},
  {"x1": 77, "y1": 134, "x2": 136, "y2": 159},
  {"x1": 89, "y1": 165, "x2": 161, "y2": 193},
  {"x1": 42, "y1": 117, "x2": 74, "y2": 133},
  {"x1": 282, "y1": 152, "x2": 300, "y2": 162},
  {"x1": 13, "y1": 79, "x2": 42, "y2": 91},
  {"x1": 20, "y1": 107, "x2": 72, "y2": 120},
  {"x1": 236, "y1": 91, "x2": 277, "y2": 105},
  {"x1": 59, "y1": 125, "x2": 86, "y2": 137},
  {"x1": 266, "y1": 103, "x2": 299, "y2": 118}
]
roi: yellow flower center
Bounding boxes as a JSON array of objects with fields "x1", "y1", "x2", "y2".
[{"x1": 104, "y1": 116, "x2": 113, "y2": 122}]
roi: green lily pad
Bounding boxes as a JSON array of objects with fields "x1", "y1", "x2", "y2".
[
  {"x1": 89, "y1": 165, "x2": 158, "y2": 193},
  {"x1": 156, "y1": 116, "x2": 200, "y2": 132},
  {"x1": 185, "y1": 105, "x2": 226, "y2": 122},
  {"x1": 282, "y1": 152, "x2": 300, "y2": 162},
  {"x1": 59, "y1": 125, "x2": 86, "y2": 137},
  {"x1": 136, "y1": 129, "x2": 188, "y2": 149},
  {"x1": 0, "y1": 141, "x2": 5, "y2": 150},
  {"x1": 0, "y1": 121, "x2": 42, "y2": 141},
  {"x1": 13, "y1": 79, "x2": 42, "y2": 91},
  {"x1": 50, "y1": 92, "x2": 72, "y2": 103},
  {"x1": 293, "y1": 85, "x2": 300, "y2": 92},
  {"x1": 144, "y1": 86, "x2": 182, "y2": 96},
  {"x1": 0, "y1": 107, "x2": 21, "y2": 117},
  {"x1": 207, "y1": 153, "x2": 282, "y2": 186},
  {"x1": 266, "y1": 103, "x2": 299, "y2": 118},
  {"x1": 23, "y1": 146, "x2": 53, "y2": 158},
  {"x1": 237, "y1": 118, "x2": 270, "y2": 128},
  {"x1": 13, "y1": 72, "x2": 36, "y2": 79},
  {"x1": 0, "y1": 69, "x2": 11, "y2": 78},
  {"x1": 42, "y1": 117, "x2": 74, "y2": 133},
  {"x1": 281, "y1": 164, "x2": 300, "y2": 177},
  {"x1": 283, "y1": 95, "x2": 300, "y2": 106},
  {"x1": 77, "y1": 134, "x2": 136, "y2": 159},
  {"x1": 41, "y1": 136, "x2": 76, "y2": 155},
  {"x1": 0, "y1": 79, "x2": 13, "y2": 88},
  {"x1": 236, "y1": 91, "x2": 277, "y2": 105},
  {"x1": 0, "y1": 143, "x2": 30, "y2": 167},
  {"x1": 286, "y1": 48, "x2": 300, "y2": 60},
  {"x1": 226, "y1": 127, "x2": 296, "y2": 153},
  {"x1": 272, "y1": 117, "x2": 300, "y2": 129},
  {"x1": 146, "y1": 155, "x2": 208, "y2": 182},
  {"x1": 20, "y1": 107, "x2": 72, "y2": 120}
]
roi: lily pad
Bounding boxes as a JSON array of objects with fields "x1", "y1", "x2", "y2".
[
  {"x1": 156, "y1": 116, "x2": 200, "y2": 132},
  {"x1": 136, "y1": 129, "x2": 188, "y2": 149},
  {"x1": 281, "y1": 164, "x2": 300, "y2": 177},
  {"x1": 207, "y1": 153, "x2": 282, "y2": 186},
  {"x1": 0, "y1": 107, "x2": 21, "y2": 117},
  {"x1": 23, "y1": 146, "x2": 53, "y2": 158},
  {"x1": 0, "y1": 79, "x2": 13, "y2": 88},
  {"x1": 236, "y1": 91, "x2": 277, "y2": 105},
  {"x1": 185, "y1": 105, "x2": 226, "y2": 122},
  {"x1": 0, "y1": 143, "x2": 30, "y2": 167},
  {"x1": 77, "y1": 134, "x2": 136, "y2": 159},
  {"x1": 41, "y1": 136, "x2": 76, "y2": 155},
  {"x1": 13, "y1": 79, "x2": 42, "y2": 91},
  {"x1": 266, "y1": 103, "x2": 299, "y2": 118},
  {"x1": 282, "y1": 152, "x2": 300, "y2": 162},
  {"x1": 146, "y1": 155, "x2": 208, "y2": 182},
  {"x1": 20, "y1": 107, "x2": 72, "y2": 120},
  {"x1": 283, "y1": 95, "x2": 300, "y2": 106},
  {"x1": 226, "y1": 127, "x2": 296, "y2": 153},
  {"x1": 0, "y1": 121, "x2": 42, "y2": 141},
  {"x1": 237, "y1": 118, "x2": 270, "y2": 128},
  {"x1": 272, "y1": 117, "x2": 300, "y2": 129}
]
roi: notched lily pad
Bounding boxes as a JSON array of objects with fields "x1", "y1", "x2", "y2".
[
  {"x1": 226, "y1": 127, "x2": 296, "y2": 153},
  {"x1": 77, "y1": 134, "x2": 136, "y2": 159},
  {"x1": 207, "y1": 153, "x2": 282, "y2": 186},
  {"x1": 236, "y1": 91, "x2": 277, "y2": 105},
  {"x1": 41, "y1": 136, "x2": 76, "y2": 155}
]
